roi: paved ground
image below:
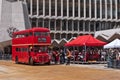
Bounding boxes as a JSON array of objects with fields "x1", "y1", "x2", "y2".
[{"x1": 0, "y1": 60, "x2": 120, "y2": 80}]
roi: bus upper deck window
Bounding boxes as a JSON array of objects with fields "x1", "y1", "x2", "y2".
[
  {"x1": 41, "y1": 32, "x2": 48, "y2": 36},
  {"x1": 34, "y1": 32, "x2": 41, "y2": 36}
]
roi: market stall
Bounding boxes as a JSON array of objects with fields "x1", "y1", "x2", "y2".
[{"x1": 65, "y1": 35, "x2": 106, "y2": 63}]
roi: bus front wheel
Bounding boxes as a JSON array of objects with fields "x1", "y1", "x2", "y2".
[{"x1": 29, "y1": 57, "x2": 34, "y2": 65}]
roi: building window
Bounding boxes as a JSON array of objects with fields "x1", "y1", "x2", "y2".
[
  {"x1": 86, "y1": 0, "x2": 89, "y2": 18},
  {"x1": 111, "y1": 22, "x2": 115, "y2": 28},
  {"x1": 62, "y1": 20, "x2": 67, "y2": 31},
  {"x1": 50, "y1": 19, "x2": 55, "y2": 30},
  {"x1": 68, "y1": 20, "x2": 72, "y2": 31},
  {"x1": 90, "y1": 22, "x2": 94, "y2": 32},
  {"x1": 56, "y1": 20, "x2": 61, "y2": 31},
  {"x1": 85, "y1": 21, "x2": 89, "y2": 31},
  {"x1": 102, "y1": 0, "x2": 105, "y2": 18},
  {"x1": 75, "y1": 0, "x2": 78, "y2": 17},
  {"x1": 45, "y1": 0, "x2": 49, "y2": 16},
  {"x1": 95, "y1": 22, "x2": 100, "y2": 31},
  {"x1": 73, "y1": 33, "x2": 78, "y2": 37},
  {"x1": 31, "y1": 18, "x2": 37, "y2": 27},
  {"x1": 51, "y1": 0, "x2": 55, "y2": 16},
  {"x1": 79, "y1": 21, "x2": 83, "y2": 31},
  {"x1": 80, "y1": 0, "x2": 84, "y2": 17},
  {"x1": 69, "y1": 0, "x2": 73, "y2": 17},
  {"x1": 44, "y1": 19, "x2": 49, "y2": 28},
  {"x1": 117, "y1": 0, "x2": 120, "y2": 19},
  {"x1": 107, "y1": 0, "x2": 111, "y2": 19},
  {"x1": 101, "y1": 22, "x2": 106, "y2": 30},
  {"x1": 32, "y1": 0, "x2": 37, "y2": 15},
  {"x1": 96, "y1": 0, "x2": 100, "y2": 18},
  {"x1": 56, "y1": 33, "x2": 60, "y2": 40},
  {"x1": 63, "y1": 0, "x2": 67, "y2": 16},
  {"x1": 50, "y1": 33, "x2": 54, "y2": 39},
  {"x1": 112, "y1": 0, "x2": 116, "y2": 19},
  {"x1": 39, "y1": 0, "x2": 43, "y2": 15},
  {"x1": 67, "y1": 33, "x2": 72, "y2": 40},
  {"x1": 74, "y1": 20, "x2": 78, "y2": 31},
  {"x1": 91, "y1": 0, "x2": 95, "y2": 18},
  {"x1": 38, "y1": 18, "x2": 43, "y2": 27},
  {"x1": 61, "y1": 33, "x2": 66, "y2": 39},
  {"x1": 106, "y1": 22, "x2": 110, "y2": 29},
  {"x1": 57, "y1": 0, "x2": 61, "y2": 16}
]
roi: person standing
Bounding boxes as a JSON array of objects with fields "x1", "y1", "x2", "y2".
[
  {"x1": 60, "y1": 49, "x2": 65, "y2": 64},
  {"x1": 66, "y1": 49, "x2": 72, "y2": 65},
  {"x1": 52, "y1": 50, "x2": 60, "y2": 64}
]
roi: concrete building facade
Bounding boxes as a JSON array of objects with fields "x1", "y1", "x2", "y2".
[
  {"x1": 0, "y1": 0, "x2": 31, "y2": 51},
  {"x1": 6, "y1": 0, "x2": 120, "y2": 47}
]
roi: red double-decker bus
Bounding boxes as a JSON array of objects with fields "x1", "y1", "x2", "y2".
[{"x1": 12, "y1": 27, "x2": 51, "y2": 65}]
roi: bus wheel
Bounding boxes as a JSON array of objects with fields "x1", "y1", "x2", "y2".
[
  {"x1": 29, "y1": 57, "x2": 34, "y2": 65},
  {"x1": 46, "y1": 61, "x2": 50, "y2": 65},
  {"x1": 15, "y1": 57, "x2": 19, "y2": 64}
]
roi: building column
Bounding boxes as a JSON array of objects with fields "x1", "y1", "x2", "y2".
[
  {"x1": 89, "y1": 0, "x2": 91, "y2": 18},
  {"x1": 48, "y1": 19, "x2": 50, "y2": 29},
  {"x1": 61, "y1": 0, "x2": 63, "y2": 17},
  {"x1": 72, "y1": 20, "x2": 74, "y2": 31},
  {"x1": 60, "y1": 20, "x2": 62, "y2": 31},
  {"x1": 110, "y1": 0, "x2": 112, "y2": 19},
  {"x1": 66, "y1": 20, "x2": 68, "y2": 31},
  {"x1": 36, "y1": 18, "x2": 39, "y2": 27},
  {"x1": 95, "y1": 0, "x2": 97, "y2": 19},
  {"x1": 67, "y1": 0, "x2": 69, "y2": 17},
  {"x1": 55, "y1": 0, "x2": 57, "y2": 17},
  {"x1": 53, "y1": 33, "x2": 55, "y2": 39},
  {"x1": 37, "y1": 0, "x2": 39, "y2": 16},
  {"x1": 116, "y1": 0, "x2": 118, "y2": 19},
  {"x1": 49, "y1": 0, "x2": 51, "y2": 16},
  {"x1": 77, "y1": 20, "x2": 79, "y2": 31},
  {"x1": 43, "y1": 19, "x2": 44, "y2": 27},
  {"x1": 89, "y1": 21, "x2": 90, "y2": 32},
  {"x1": 73, "y1": 0, "x2": 75, "y2": 17},
  {"x1": 105, "y1": 0, "x2": 107, "y2": 19},
  {"x1": 84, "y1": 0, "x2": 86, "y2": 18},
  {"x1": 60, "y1": 33, "x2": 62, "y2": 40},
  {"x1": 83, "y1": 21, "x2": 85, "y2": 32},
  {"x1": 94, "y1": 22, "x2": 96, "y2": 32},
  {"x1": 99, "y1": 22, "x2": 102, "y2": 30},
  {"x1": 100, "y1": 0, "x2": 102, "y2": 19},
  {"x1": 78, "y1": 0, "x2": 80, "y2": 18},
  {"x1": 78, "y1": 20, "x2": 80, "y2": 33},
  {"x1": 43, "y1": 0, "x2": 45, "y2": 16},
  {"x1": 55, "y1": 20, "x2": 56, "y2": 31}
]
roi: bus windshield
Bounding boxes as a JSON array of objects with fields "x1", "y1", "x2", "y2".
[
  {"x1": 34, "y1": 32, "x2": 49, "y2": 36},
  {"x1": 34, "y1": 46, "x2": 48, "y2": 53}
]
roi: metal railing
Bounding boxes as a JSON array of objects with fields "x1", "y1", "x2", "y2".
[{"x1": 0, "y1": 54, "x2": 12, "y2": 60}]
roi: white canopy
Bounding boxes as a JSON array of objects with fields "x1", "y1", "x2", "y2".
[{"x1": 104, "y1": 38, "x2": 120, "y2": 49}]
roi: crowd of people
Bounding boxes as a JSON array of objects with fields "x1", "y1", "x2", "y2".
[
  {"x1": 107, "y1": 49, "x2": 120, "y2": 68},
  {"x1": 49, "y1": 48, "x2": 72, "y2": 65},
  {"x1": 49, "y1": 47, "x2": 110, "y2": 65}
]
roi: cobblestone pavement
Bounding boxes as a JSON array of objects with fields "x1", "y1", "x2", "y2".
[{"x1": 0, "y1": 60, "x2": 120, "y2": 80}]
